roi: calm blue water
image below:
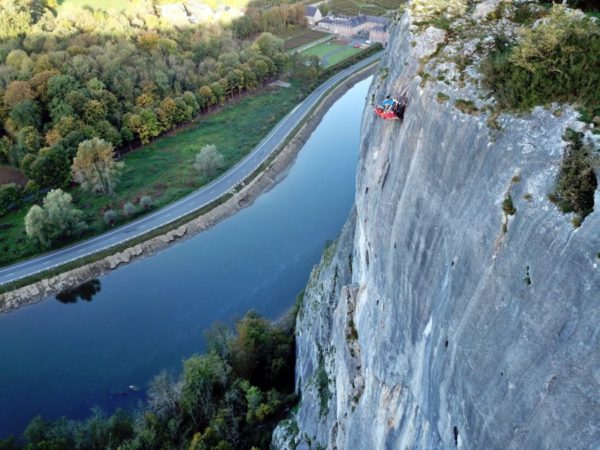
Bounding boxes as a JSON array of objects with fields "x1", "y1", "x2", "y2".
[{"x1": 0, "y1": 77, "x2": 371, "y2": 438}]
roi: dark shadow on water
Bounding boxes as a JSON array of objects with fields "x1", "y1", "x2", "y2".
[{"x1": 55, "y1": 279, "x2": 102, "y2": 304}]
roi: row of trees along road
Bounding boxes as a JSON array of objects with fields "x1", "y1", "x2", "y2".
[{"x1": 0, "y1": 0, "x2": 319, "y2": 250}]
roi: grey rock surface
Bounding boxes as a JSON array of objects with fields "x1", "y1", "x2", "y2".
[
  {"x1": 274, "y1": 9, "x2": 600, "y2": 450},
  {"x1": 472, "y1": 0, "x2": 501, "y2": 20}
]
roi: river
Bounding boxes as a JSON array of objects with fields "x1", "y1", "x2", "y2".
[{"x1": 0, "y1": 76, "x2": 371, "y2": 438}]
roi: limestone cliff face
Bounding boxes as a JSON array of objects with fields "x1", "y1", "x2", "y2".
[{"x1": 273, "y1": 9, "x2": 600, "y2": 450}]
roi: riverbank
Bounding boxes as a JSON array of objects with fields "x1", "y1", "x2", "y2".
[{"x1": 0, "y1": 64, "x2": 377, "y2": 313}]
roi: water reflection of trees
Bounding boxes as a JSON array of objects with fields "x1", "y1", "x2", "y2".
[{"x1": 55, "y1": 279, "x2": 101, "y2": 304}]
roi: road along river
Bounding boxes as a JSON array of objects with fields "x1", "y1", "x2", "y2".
[
  {"x1": 0, "y1": 54, "x2": 380, "y2": 288},
  {"x1": 0, "y1": 76, "x2": 372, "y2": 438}
]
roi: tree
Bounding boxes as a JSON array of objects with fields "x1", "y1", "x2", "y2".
[
  {"x1": 0, "y1": 183, "x2": 22, "y2": 216},
  {"x1": 16, "y1": 126, "x2": 42, "y2": 155},
  {"x1": 0, "y1": 3, "x2": 32, "y2": 40},
  {"x1": 140, "y1": 195, "x2": 152, "y2": 209},
  {"x1": 3, "y1": 81, "x2": 34, "y2": 109},
  {"x1": 157, "y1": 97, "x2": 178, "y2": 130},
  {"x1": 64, "y1": 90, "x2": 87, "y2": 117},
  {"x1": 46, "y1": 75, "x2": 81, "y2": 123},
  {"x1": 291, "y1": 54, "x2": 320, "y2": 86},
  {"x1": 72, "y1": 137, "x2": 123, "y2": 196},
  {"x1": 136, "y1": 93, "x2": 155, "y2": 108},
  {"x1": 193, "y1": 145, "x2": 225, "y2": 178},
  {"x1": 251, "y1": 60, "x2": 269, "y2": 82},
  {"x1": 198, "y1": 85, "x2": 216, "y2": 110},
  {"x1": 232, "y1": 15, "x2": 258, "y2": 39},
  {"x1": 229, "y1": 311, "x2": 294, "y2": 391},
  {"x1": 252, "y1": 33, "x2": 283, "y2": 60},
  {"x1": 94, "y1": 120, "x2": 122, "y2": 147},
  {"x1": 182, "y1": 91, "x2": 200, "y2": 115},
  {"x1": 10, "y1": 100, "x2": 41, "y2": 130},
  {"x1": 181, "y1": 353, "x2": 231, "y2": 427},
  {"x1": 25, "y1": 189, "x2": 85, "y2": 248},
  {"x1": 25, "y1": 145, "x2": 71, "y2": 189},
  {"x1": 83, "y1": 99, "x2": 107, "y2": 123},
  {"x1": 210, "y1": 82, "x2": 225, "y2": 105},
  {"x1": 123, "y1": 201, "x2": 136, "y2": 217},
  {"x1": 125, "y1": 109, "x2": 162, "y2": 144},
  {"x1": 241, "y1": 66, "x2": 258, "y2": 91},
  {"x1": 148, "y1": 371, "x2": 182, "y2": 418},
  {"x1": 0, "y1": 137, "x2": 12, "y2": 165},
  {"x1": 174, "y1": 97, "x2": 194, "y2": 123},
  {"x1": 103, "y1": 209, "x2": 117, "y2": 225},
  {"x1": 5, "y1": 49, "x2": 33, "y2": 77},
  {"x1": 30, "y1": 70, "x2": 60, "y2": 102},
  {"x1": 226, "y1": 70, "x2": 244, "y2": 97},
  {"x1": 47, "y1": 75, "x2": 80, "y2": 104}
]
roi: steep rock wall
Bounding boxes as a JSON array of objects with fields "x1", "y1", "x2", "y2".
[{"x1": 274, "y1": 9, "x2": 600, "y2": 450}]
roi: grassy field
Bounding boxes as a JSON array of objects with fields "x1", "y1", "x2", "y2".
[
  {"x1": 328, "y1": 0, "x2": 403, "y2": 16},
  {"x1": 0, "y1": 84, "x2": 304, "y2": 267},
  {"x1": 280, "y1": 29, "x2": 331, "y2": 50},
  {"x1": 301, "y1": 41, "x2": 364, "y2": 67},
  {"x1": 58, "y1": 0, "x2": 127, "y2": 10}
]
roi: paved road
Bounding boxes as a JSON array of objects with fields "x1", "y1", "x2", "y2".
[{"x1": 0, "y1": 52, "x2": 382, "y2": 287}]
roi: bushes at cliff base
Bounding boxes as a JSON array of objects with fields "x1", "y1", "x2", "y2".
[{"x1": 0, "y1": 311, "x2": 297, "y2": 450}]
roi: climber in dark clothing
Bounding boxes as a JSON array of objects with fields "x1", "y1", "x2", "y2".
[{"x1": 393, "y1": 94, "x2": 408, "y2": 120}]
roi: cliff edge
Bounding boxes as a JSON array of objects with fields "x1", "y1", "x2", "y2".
[{"x1": 274, "y1": 4, "x2": 600, "y2": 449}]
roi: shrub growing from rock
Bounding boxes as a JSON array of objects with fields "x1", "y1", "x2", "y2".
[
  {"x1": 549, "y1": 132, "x2": 598, "y2": 220},
  {"x1": 502, "y1": 195, "x2": 517, "y2": 216}
]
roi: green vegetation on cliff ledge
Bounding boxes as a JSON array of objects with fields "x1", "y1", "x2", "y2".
[
  {"x1": 0, "y1": 311, "x2": 297, "y2": 450},
  {"x1": 482, "y1": 6, "x2": 600, "y2": 115},
  {"x1": 549, "y1": 131, "x2": 598, "y2": 221}
]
